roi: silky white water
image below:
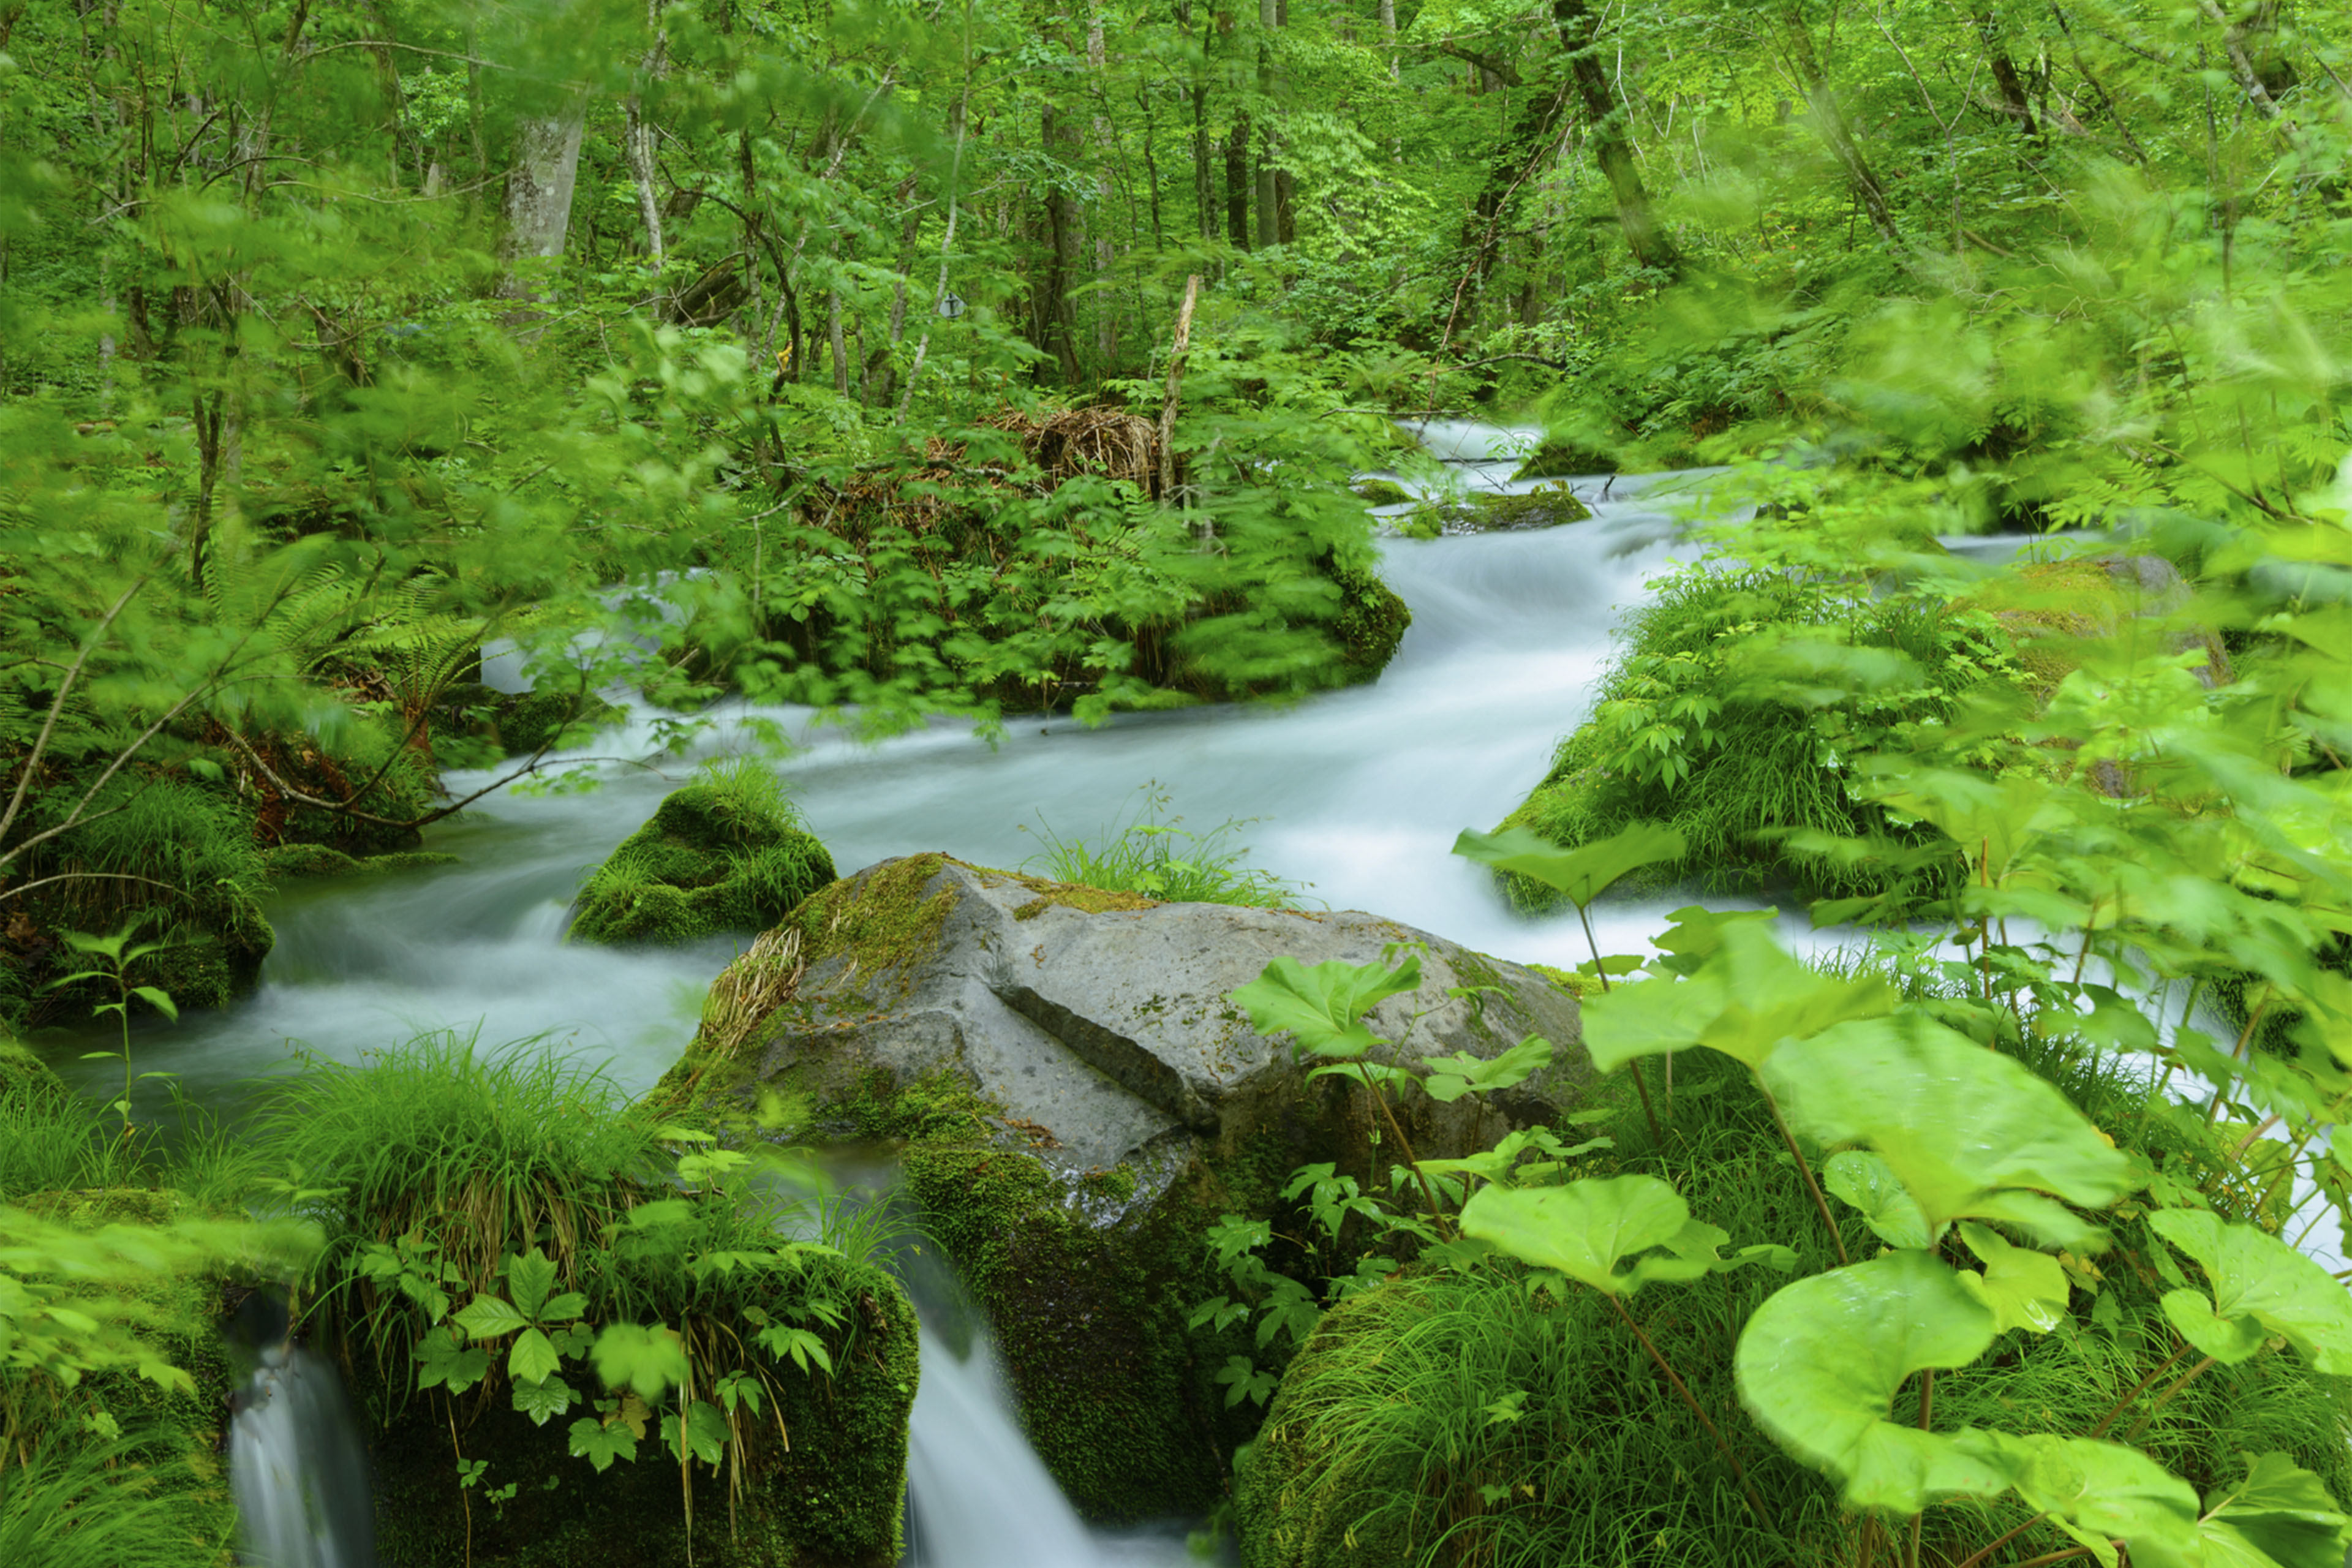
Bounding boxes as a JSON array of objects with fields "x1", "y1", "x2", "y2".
[{"x1": 230, "y1": 1344, "x2": 379, "y2": 1568}]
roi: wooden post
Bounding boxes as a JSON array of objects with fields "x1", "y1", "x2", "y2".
[{"x1": 1157, "y1": 274, "x2": 1202, "y2": 507}]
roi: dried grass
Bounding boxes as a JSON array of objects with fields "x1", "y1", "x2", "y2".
[
  {"x1": 823, "y1": 405, "x2": 1166, "y2": 543},
  {"x1": 699, "y1": 925, "x2": 805, "y2": 1060}
]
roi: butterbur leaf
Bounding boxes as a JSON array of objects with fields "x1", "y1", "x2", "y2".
[
  {"x1": 1765, "y1": 1013, "x2": 2130, "y2": 1240},
  {"x1": 1993, "y1": 1433, "x2": 2199, "y2": 1562},
  {"x1": 1693, "y1": 922, "x2": 1898, "y2": 1069},
  {"x1": 1582, "y1": 974, "x2": 1726, "y2": 1073},
  {"x1": 1422, "y1": 1036, "x2": 1553, "y2": 1103},
  {"x1": 1825, "y1": 1151, "x2": 1933, "y2": 1251},
  {"x1": 512, "y1": 1374, "x2": 576, "y2": 1427},
  {"x1": 2198, "y1": 1452, "x2": 2352, "y2": 1568},
  {"x1": 509, "y1": 1327, "x2": 563, "y2": 1385},
  {"x1": 592, "y1": 1322, "x2": 688, "y2": 1401},
  {"x1": 2161, "y1": 1289, "x2": 2271, "y2": 1364},
  {"x1": 568, "y1": 1415, "x2": 637, "y2": 1472},
  {"x1": 1957, "y1": 1223, "x2": 2070, "y2": 1334},
  {"x1": 2146, "y1": 1210, "x2": 2352, "y2": 1373},
  {"x1": 453, "y1": 1294, "x2": 530, "y2": 1341},
  {"x1": 1735, "y1": 1251, "x2": 2010, "y2": 1513},
  {"x1": 506, "y1": 1248, "x2": 559, "y2": 1321},
  {"x1": 1460, "y1": 1175, "x2": 1722, "y2": 1297},
  {"x1": 1232, "y1": 955, "x2": 1422, "y2": 1061},
  {"x1": 1450, "y1": 821, "x2": 1686, "y2": 909}
]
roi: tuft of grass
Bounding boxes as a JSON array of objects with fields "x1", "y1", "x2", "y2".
[
  {"x1": 571, "y1": 758, "x2": 837, "y2": 946},
  {"x1": 251, "y1": 1030, "x2": 668, "y2": 1298},
  {"x1": 1497, "y1": 565, "x2": 2025, "y2": 910},
  {"x1": 1019, "y1": 783, "x2": 1310, "y2": 908},
  {"x1": 0, "y1": 1428, "x2": 211, "y2": 1568},
  {"x1": 0, "y1": 1085, "x2": 154, "y2": 1201}
]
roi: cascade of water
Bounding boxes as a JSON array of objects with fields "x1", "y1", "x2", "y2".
[{"x1": 229, "y1": 1343, "x2": 379, "y2": 1568}]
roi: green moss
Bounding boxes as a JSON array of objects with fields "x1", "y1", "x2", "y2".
[
  {"x1": 1350, "y1": 479, "x2": 1414, "y2": 507},
  {"x1": 573, "y1": 774, "x2": 837, "y2": 946},
  {"x1": 0, "y1": 1036, "x2": 70, "y2": 1102},
  {"x1": 1510, "y1": 435, "x2": 1619, "y2": 480},
  {"x1": 490, "y1": 687, "x2": 627, "y2": 756},
  {"x1": 260, "y1": 842, "x2": 367, "y2": 879},
  {"x1": 1397, "y1": 484, "x2": 1591, "y2": 539},
  {"x1": 790, "y1": 853, "x2": 959, "y2": 979},
  {"x1": 1330, "y1": 562, "x2": 1412, "y2": 673}
]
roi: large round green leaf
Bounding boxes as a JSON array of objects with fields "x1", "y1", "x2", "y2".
[
  {"x1": 1735, "y1": 1251, "x2": 2010, "y2": 1512},
  {"x1": 2147, "y1": 1209, "x2": 2352, "y2": 1374},
  {"x1": 1459, "y1": 1175, "x2": 1724, "y2": 1297},
  {"x1": 1763, "y1": 1012, "x2": 2132, "y2": 1242}
]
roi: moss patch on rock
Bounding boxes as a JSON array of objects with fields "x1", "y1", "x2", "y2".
[
  {"x1": 1331, "y1": 563, "x2": 1412, "y2": 673},
  {"x1": 260, "y1": 843, "x2": 462, "y2": 880},
  {"x1": 835, "y1": 1068, "x2": 1284, "y2": 1525},
  {"x1": 1510, "y1": 435, "x2": 1619, "y2": 480},
  {"x1": 1349, "y1": 479, "x2": 1414, "y2": 507},
  {"x1": 1395, "y1": 483, "x2": 1591, "y2": 540},
  {"x1": 573, "y1": 764, "x2": 836, "y2": 946}
]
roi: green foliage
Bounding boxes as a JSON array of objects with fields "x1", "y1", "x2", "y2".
[
  {"x1": 570, "y1": 762, "x2": 837, "y2": 945},
  {"x1": 1496, "y1": 567, "x2": 2029, "y2": 908},
  {"x1": 1019, "y1": 784, "x2": 1309, "y2": 908}
]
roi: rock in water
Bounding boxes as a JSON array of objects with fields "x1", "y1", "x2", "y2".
[
  {"x1": 656, "y1": 853, "x2": 1593, "y2": 1523},
  {"x1": 668, "y1": 852, "x2": 1588, "y2": 1174},
  {"x1": 570, "y1": 777, "x2": 835, "y2": 945}
]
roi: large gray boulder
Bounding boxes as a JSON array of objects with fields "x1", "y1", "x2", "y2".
[{"x1": 673, "y1": 853, "x2": 1589, "y2": 1173}]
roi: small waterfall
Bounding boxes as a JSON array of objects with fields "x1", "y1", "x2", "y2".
[
  {"x1": 905, "y1": 1328, "x2": 1099, "y2": 1568},
  {"x1": 230, "y1": 1342, "x2": 378, "y2": 1568}
]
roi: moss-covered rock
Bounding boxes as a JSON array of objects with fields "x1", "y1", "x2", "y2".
[
  {"x1": 1395, "y1": 483, "x2": 1591, "y2": 540},
  {"x1": 1349, "y1": 478, "x2": 1414, "y2": 507},
  {"x1": 1510, "y1": 435, "x2": 1619, "y2": 480},
  {"x1": 1331, "y1": 562, "x2": 1412, "y2": 674},
  {"x1": 571, "y1": 772, "x2": 835, "y2": 946},
  {"x1": 655, "y1": 853, "x2": 1593, "y2": 1523},
  {"x1": 0, "y1": 1036, "x2": 67, "y2": 1101},
  {"x1": 260, "y1": 843, "x2": 462, "y2": 880},
  {"x1": 353, "y1": 1250, "x2": 918, "y2": 1568}
]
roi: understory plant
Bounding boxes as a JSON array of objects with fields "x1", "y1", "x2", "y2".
[{"x1": 1020, "y1": 783, "x2": 1310, "y2": 908}]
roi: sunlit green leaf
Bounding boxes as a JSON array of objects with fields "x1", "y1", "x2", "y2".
[
  {"x1": 1957, "y1": 1223, "x2": 2070, "y2": 1334},
  {"x1": 1825, "y1": 1151, "x2": 1932, "y2": 1250},
  {"x1": 1421, "y1": 1035, "x2": 1553, "y2": 1102},
  {"x1": 2146, "y1": 1210, "x2": 2352, "y2": 1374},
  {"x1": 1232, "y1": 954, "x2": 1423, "y2": 1061},
  {"x1": 1450, "y1": 821, "x2": 1686, "y2": 909},
  {"x1": 1460, "y1": 1175, "x2": 1724, "y2": 1297}
]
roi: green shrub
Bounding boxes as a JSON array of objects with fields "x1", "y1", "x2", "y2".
[
  {"x1": 1498, "y1": 565, "x2": 2027, "y2": 909},
  {"x1": 1020, "y1": 785, "x2": 1309, "y2": 908},
  {"x1": 1395, "y1": 484, "x2": 1590, "y2": 540},
  {"x1": 571, "y1": 760, "x2": 837, "y2": 945}
]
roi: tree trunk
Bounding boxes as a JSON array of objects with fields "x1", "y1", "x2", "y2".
[
  {"x1": 1779, "y1": 4, "x2": 1902, "y2": 247},
  {"x1": 1254, "y1": 0, "x2": 1280, "y2": 250},
  {"x1": 499, "y1": 104, "x2": 588, "y2": 295},
  {"x1": 1088, "y1": 12, "x2": 1117, "y2": 368},
  {"x1": 1555, "y1": 0, "x2": 1681, "y2": 275},
  {"x1": 1225, "y1": 116, "x2": 1251, "y2": 249},
  {"x1": 625, "y1": 0, "x2": 668, "y2": 271},
  {"x1": 1039, "y1": 100, "x2": 1085, "y2": 383},
  {"x1": 1973, "y1": 10, "x2": 2040, "y2": 141}
]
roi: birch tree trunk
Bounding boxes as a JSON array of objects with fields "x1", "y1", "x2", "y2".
[
  {"x1": 500, "y1": 104, "x2": 589, "y2": 298},
  {"x1": 625, "y1": 0, "x2": 668, "y2": 271}
]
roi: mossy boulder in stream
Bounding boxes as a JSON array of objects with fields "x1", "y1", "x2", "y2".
[
  {"x1": 653, "y1": 853, "x2": 1593, "y2": 1521},
  {"x1": 1396, "y1": 483, "x2": 1591, "y2": 540},
  {"x1": 571, "y1": 764, "x2": 836, "y2": 945}
]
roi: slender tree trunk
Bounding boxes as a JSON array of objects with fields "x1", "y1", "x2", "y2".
[
  {"x1": 1779, "y1": 4, "x2": 1902, "y2": 246},
  {"x1": 625, "y1": 0, "x2": 668, "y2": 272},
  {"x1": 499, "y1": 104, "x2": 589, "y2": 296},
  {"x1": 1974, "y1": 10, "x2": 2041, "y2": 140},
  {"x1": 1039, "y1": 99, "x2": 1085, "y2": 382},
  {"x1": 1555, "y1": 0, "x2": 1681, "y2": 275},
  {"x1": 1088, "y1": 12, "x2": 1117, "y2": 368},
  {"x1": 1254, "y1": 0, "x2": 1280, "y2": 249},
  {"x1": 1225, "y1": 116, "x2": 1251, "y2": 249}
]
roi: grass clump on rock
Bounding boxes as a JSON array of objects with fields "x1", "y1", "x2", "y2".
[
  {"x1": 571, "y1": 758, "x2": 837, "y2": 945},
  {"x1": 1497, "y1": 565, "x2": 2028, "y2": 909},
  {"x1": 1396, "y1": 483, "x2": 1591, "y2": 540}
]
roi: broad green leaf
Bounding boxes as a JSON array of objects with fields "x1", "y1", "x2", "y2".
[
  {"x1": 2160, "y1": 1289, "x2": 2271, "y2": 1364},
  {"x1": 1765, "y1": 1012, "x2": 2130, "y2": 1241},
  {"x1": 413, "y1": 1327, "x2": 490, "y2": 1395},
  {"x1": 662, "y1": 1400, "x2": 728, "y2": 1466},
  {"x1": 1582, "y1": 974, "x2": 1726, "y2": 1072},
  {"x1": 129, "y1": 987, "x2": 178, "y2": 1022},
  {"x1": 1422, "y1": 1035, "x2": 1553, "y2": 1102},
  {"x1": 1864, "y1": 769, "x2": 2063, "y2": 884},
  {"x1": 1450, "y1": 821, "x2": 1686, "y2": 909},
  {"x1": 1735, "y1": 1251, "x2": 2010, "y2": 1512},
  {"x1": 1232, "y1": 954, "x2": 1423, "y2": 1061},
  {"x1": 452, "y1": 1294, "x2": 530, "y2": 1341},
  {"x1": 592, "y1": 1322, "x2": 689, "y2": 1401},
  {"x1": 568, "y1": 1415, "x2": 638, "y2": 1472},
  {"x1": 512, "y1": 1374, "x2": 576, "y2": 1427},
  {"x1": 506, "y1": 1248, "x2": 559, "y2": 1321},
  {"x1": 1957, "y1": 1223, "x2": 2070, "y2": 1333},
  {"x1": 2146, "y1": 1210, "x2": 2352, "y2": 1373},
  {"x1": 1825, "y1": 1151, "x2": 1933, "y2": 1250},
  {"x1": 1692, "y1": 922, "x2": 1898, "y2": 1069},
  {"x1": 538, "y1": 1291, "x2": 588, "y2": 1325},
  {"x1": 2199, "y1": 1452, "x2": 2352, "y2": 1568},
  {"x1": 509, "y1": 1327, "x2": 563, "y2": 1386},
  {"x1": 1460, "y1": 1175, "x2": 1722, "y2": 1297},
  {"x1": 1996, "y1": 1433, "x2": 2199, "y2": 1561}
]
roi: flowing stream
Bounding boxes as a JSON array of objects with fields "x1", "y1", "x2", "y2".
[{"x1": 52, "y1": 421, "x2": 2092, "y2": 1564}]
